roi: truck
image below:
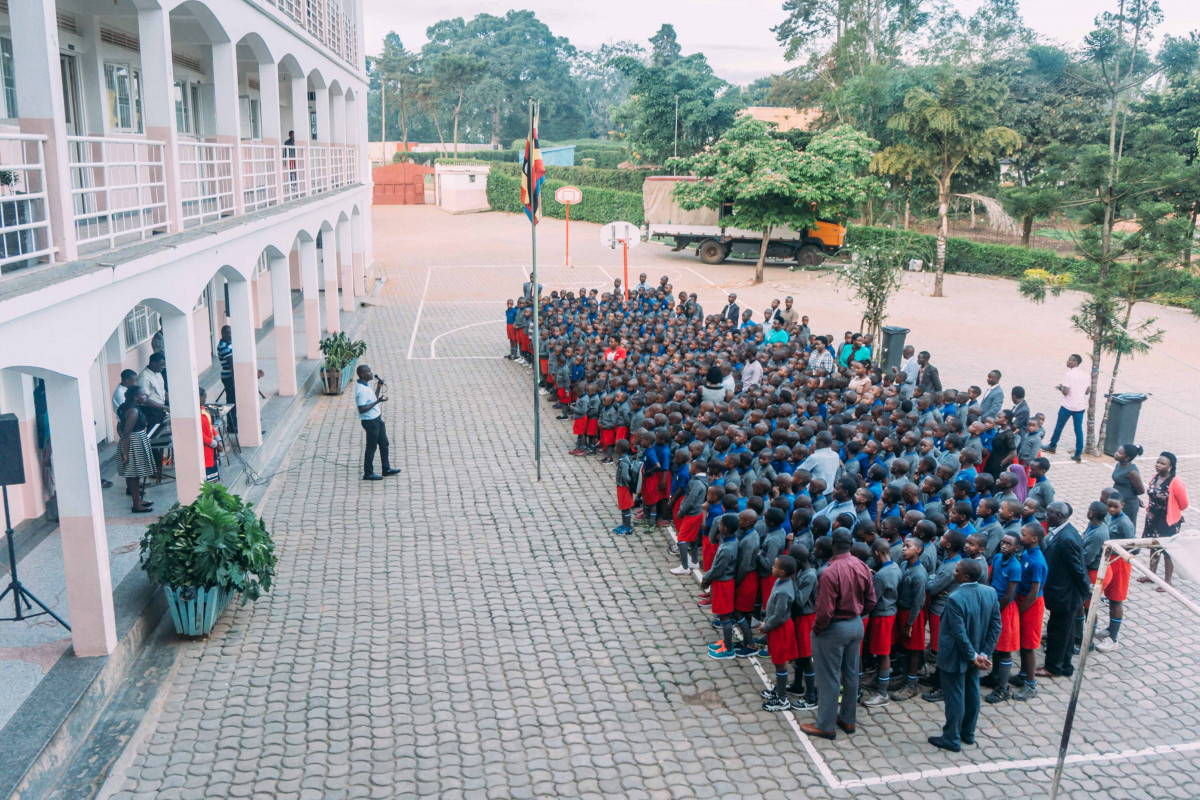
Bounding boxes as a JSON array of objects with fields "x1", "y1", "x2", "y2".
[{"x1": 642, "y1": 175, "x2": 846, "y2": 266}]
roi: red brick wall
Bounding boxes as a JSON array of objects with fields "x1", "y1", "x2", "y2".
[{"x1": 372, "y1": 163, "x2": 434, "y2": 205}]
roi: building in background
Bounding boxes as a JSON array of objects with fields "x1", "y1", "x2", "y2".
[
  {"x1": 740, "y1": 106, "x2": 822, "y2": 133},
  {"x1": 0, "y1": 0, "x2": 370, "y2": 657}
]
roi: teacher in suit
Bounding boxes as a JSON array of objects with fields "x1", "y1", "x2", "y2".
[
  {"x1": 980, "y1": 370, "x2": 1004, "y2": 420},
  {"x1": 929, "y1": 559, "x2": 1001, "y2": 753},
  {"x1": 1039, "y1": 501, "x2": 1090, "y2": 678}
]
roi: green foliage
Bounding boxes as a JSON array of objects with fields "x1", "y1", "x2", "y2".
[
  {"x1": 319, "y1": 332, "x2": 367, "y2": 371},
  {"x1": 491, "y1": 162, "x2": 659, "y2": 192},
  {"x1": 838, "y1": 234, "x2": 930, "y2": 345},
  {"x1": 139, "y1": 483, "x2": 277, "y2": 600},
  {"x1": 486, "y1": 171, "x2": 644, "y2": 225},
  {"x1": 403, "y1": 150, "x2": 518, "y2": 166}
]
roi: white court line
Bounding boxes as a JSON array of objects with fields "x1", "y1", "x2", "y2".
[
  {"x1": 430, "y1": 320, "x2": 503, "y2": 359},
  {"x1": 684, "y1": 265, "x2": 717, "y2": 286},
  {"x1": 409, "y1": 356, "x2": 503, "y2": 361},
  {"x1": 406, "y1": 268, "x2": 432, "y2": 360},
  {"x1": 662, "y1": 528, "x2": 1199, "y2": 790}
]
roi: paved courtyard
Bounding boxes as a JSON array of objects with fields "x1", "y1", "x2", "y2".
[{"x1": 103, "y1": 205, "x2": 1200, "y2": 799}]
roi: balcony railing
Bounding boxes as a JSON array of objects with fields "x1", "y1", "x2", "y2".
[
  {"x1": 0, "y1": 134, "x2": 55, "y2": 273},
  {"x1": 242, "y1": 143, "x2": 279, "y2": 212},
  {"x1": 262, "y1": 0, "x2": 357, "y2": 65},
  {"x1": 329, "y1": 145, "x2": 345, "y2": 190},
  {"x1": 68, "y1": 136, "x2": 169, "y2": 251},
  {"x1": 282, "y1": 145, "x2": 308, "y2": 203},
  {"x1": 178, "y1": 141, "x2": 236, "y2": 227},
  {"x1": 309, "y1": 144, "x2": 329, "y2": 196}
]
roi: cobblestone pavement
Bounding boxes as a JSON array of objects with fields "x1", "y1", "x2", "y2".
[{"x1": 106, "y1": 206, "x2": 1200, "y2": 799}]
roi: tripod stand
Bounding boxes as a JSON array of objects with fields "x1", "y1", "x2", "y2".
[{"x1": 0, "y1": 484, "x2": 70, "y2": 630}]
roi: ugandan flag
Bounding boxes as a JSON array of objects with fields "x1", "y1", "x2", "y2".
[{"x1": 521, "y1": 101, "x2": 546, "y2": 224}]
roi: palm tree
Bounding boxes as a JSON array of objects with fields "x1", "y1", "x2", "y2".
[{"x1": 873, "y1": 74, "x2": 1021, "y2": 297}]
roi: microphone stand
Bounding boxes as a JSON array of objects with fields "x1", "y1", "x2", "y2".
[{"x1": 0, "y1": 484, "x2": 70, "y2": 630}]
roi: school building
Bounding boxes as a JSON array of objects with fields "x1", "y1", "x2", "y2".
[{"x1": 0, "y1": 0, "x2": 371, "y2": 656}]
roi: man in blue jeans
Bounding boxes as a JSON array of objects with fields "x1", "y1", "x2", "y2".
[{"x1": 1044, "y1": 354, "x2": 1089, "y2": 463}]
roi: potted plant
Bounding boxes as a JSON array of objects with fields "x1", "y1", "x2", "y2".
[
  {"x1": 139, "y1": 483, "x2": 278, "y2": 637},
  {"x1": 319, "y1": 332, "x2": 367, "y2": 394}
]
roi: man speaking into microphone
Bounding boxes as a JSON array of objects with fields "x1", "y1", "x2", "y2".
[{"x1": 355, "y1": 364, "x2": 401, "y2": 481}]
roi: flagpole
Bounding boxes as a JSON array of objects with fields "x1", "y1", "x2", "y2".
[{"x1": 530, "y1": 98, "x2": 542, "y2": 482}]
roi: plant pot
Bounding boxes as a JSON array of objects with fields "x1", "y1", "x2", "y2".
[
  {"x1": 163, "y1": 584, "x2": 235, "y2": 636},
  {"x1": 322, "y1": 357, "x2": 357, "y2": 395}
]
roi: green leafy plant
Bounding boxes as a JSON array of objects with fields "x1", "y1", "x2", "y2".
[
  {"x1": 139, "y1": 483, "x2": 277, "y2": 601},
  {"x1": 319, "y1": 332, "x2": 367, "y2": 371},
  {"x1": 486, "y1": 171, "x2": 645, "y2": 225}
]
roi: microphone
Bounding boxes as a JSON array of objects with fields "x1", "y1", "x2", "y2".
[{"x1": 374, "y1": 375, "x2": 385, "y2": 383}]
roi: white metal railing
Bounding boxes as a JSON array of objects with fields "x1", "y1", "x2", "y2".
[
  {"x1": 241, "y1": 143, "x2": 279, "y2": 212},
  {"x1": 0, "y1": 133, "x2": 55, "y2": 273},
  {"x1": 329, "y1": 145, "x2": 346, "y2": 190},
  {"x1": 305, "y1": 0, "x2": 326, "y2": 43},
  {"x1": 178, "y1": 141, "x2": 235, "y2": 227},
  {"x1": 309, "y1": 144, "x2": 329, "y2": 195},
  {"x1": 68, "y1": 136, "x2": 169, "y2": 250},
  {"x1": 282, "y1": 145, "x2": 308, "y2": 202},
  {"x1": 346, "y1": 146, "x2": 358, "y2": 185},
  {"x1": 278, "y1": 0, "x2": 303, "y2": 23},
  {"x1": 262, "y1": 0, "x2": 357, "y2": 65}
]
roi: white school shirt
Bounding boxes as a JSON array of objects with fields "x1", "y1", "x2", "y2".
[
  {"x1": 1060, "y1": 366, "x2": 1089, "y2": 412},
  {"x1": 355, "y1": 381, "x2": 381, "y2": 421}
]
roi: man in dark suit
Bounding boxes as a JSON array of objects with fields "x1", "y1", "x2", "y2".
[
  {"x1": 916, "y1": 350, "x2": 942, "y2": 393},
  {"x1": 929, "y1": 559, "x2": 1002, "y2": 752},
  {"x1": 1010, "y1": 386, "x2": 1031, "y2": 432},
  {"x1": 720, "y1": 292, "x2": 740, "y2": 323},
  {"x1": 1039, "y1": 501, "x2": 1089, "y2": 678},
  {"x1": 979, "y1": 370, "x2": 1004, "y2": 420}
]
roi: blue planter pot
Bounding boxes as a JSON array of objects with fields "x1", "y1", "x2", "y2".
[
  {"x1": 323, "y1": 357, "x2": 358, "y2": 394},
  {"x1": 163, "y1": 585, "x2": 235, "y2": 636}
]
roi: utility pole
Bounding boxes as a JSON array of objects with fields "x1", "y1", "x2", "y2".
[{"x1": 673, "y1": 95, "x2": 679, "y2": 176}]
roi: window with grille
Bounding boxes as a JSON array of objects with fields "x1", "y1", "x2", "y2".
[
  {"x1": 123, "y1": 305, "x2": 160, "y2": 348},
  {"x1": 0, "y1": 38, "x2": 16, "y2": 118},
  {"x1": 105, "y1": 63, "x2": 143, "y2": 133}
]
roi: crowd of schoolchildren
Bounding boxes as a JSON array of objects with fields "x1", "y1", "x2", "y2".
[{"x1": 502, "y1": 277, "x2": 1151, "y2": 725}]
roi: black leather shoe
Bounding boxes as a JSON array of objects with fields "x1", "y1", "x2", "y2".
[
  {"x1": 383, "y1": 468, "x2": 402, "y2": 476},
  {"x1": 928, "y1": 735, "x2": 961, "y2": 752},
  {"x1": 363, "y1": 473, "x2": 383, "y2": 481}
]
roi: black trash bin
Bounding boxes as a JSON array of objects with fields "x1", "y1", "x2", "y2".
[
  {"x1": 1103, "y1": 393, "x2": 1147, "y2": 457},
  {"x1": 880, "y1": 325, "x2": 909, "y2": 372}
]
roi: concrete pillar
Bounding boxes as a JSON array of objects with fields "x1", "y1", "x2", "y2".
[
  {"x1": 330, "y1": 91, "x2": 346, "y2": 145},
  {"x1": 0, "y1": 371, "x2": 46, "y2": 524},
  {"x1": 161, "y1": 312, "x2": 204, "y2": 503},
  {"x1": 320, "y1": 234, "x2": 341, "y2": 334},
  {"x1": 258, "y1": 62, "x2": 284, "y2": 206},
  {"x1": 288, "y1": 75, "x2": 309, "y2": 196},
  {"x1": 43, "y1": 373, "x2": 116, "y2": 656},
  {"x1": 137, "y1": 6, "x2": 184, "y2": 233},
  {"x1": 350, "y1": 212, "x2": 366, "y2": 296},
  {"x1": 298, "y1": 238, "x2": 321, "y2": 359},
  {"x1": 270, "y1": 254, "x2": 297, "y2": 397},
  {"x1": 227, "y1": 279, "x2": 262, "y2": 447},
  {"x1": 312, "y1": 84, "x2": 330, "y2": 144},
  {"x1": 337, "y1": 218, "x2": 355, "y2": 311},
  {"x1": 10, "y1": 0, "x2": 78, "y2": 261},
  {"x1": 211, "y1": 41, "x2": 246, "y2": 217}
]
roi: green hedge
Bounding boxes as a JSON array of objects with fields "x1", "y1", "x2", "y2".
[
  {"x1": 399, "y1": 149, "x2": 519, "y2": 165},
  {"x1": 489, "y1": 162, "x2": 656, "y2": 193},
  {"x1": 486, "y1": 171, "x2": 644, "y2": 225}
]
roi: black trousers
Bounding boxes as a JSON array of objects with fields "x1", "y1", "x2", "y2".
[
  {"x1": 221, "y1": 376, "x2": 238, "y2": 433},
  {"x1": 1044, "y1": 601, "x2": 1081, "y2": 676},
  {"x1": 361, "y1": 417, "x2": 390, "y2": 475}
]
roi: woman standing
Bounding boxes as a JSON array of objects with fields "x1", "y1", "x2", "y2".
[
  {"x1": 984, "y1": 411, "x2": 1017, "y2": 479},
  {"x1": 1111, "y1": 444, "x2": 1145, "y2": 529},
  {"x1": 1141, "y1": 452, "x2": 1188, "y2": 588},
  {"x1": 117, "y1": 389, "x2": 155, "y2": 513},
  {"x1": 700, "y1": 365, "x2": 728, "y2": 405}
]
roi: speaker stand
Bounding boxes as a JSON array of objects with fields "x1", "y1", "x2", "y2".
[{"x1": 0, "y1": 485, "x2": 70, "y2": 631}]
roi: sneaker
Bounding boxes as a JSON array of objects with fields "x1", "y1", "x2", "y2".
[
  {"x1": 667, "y1": 543, "x2": 680, "y2": 556},
  {"x1": 1094, "y1": 628, "x2": 1111, "y2": 641},
  {"x1": 711, "y1": 617, "x2": 723, "y2": 629},
  {"x1": 763, "y1": 695, "x2": 791, "y2": 712},
  {"x1": 1009, "y1": 674, "x2": 1027, "y2": 688},
  {"x1": 862, "y1": 690, "x2": 890, "y2": 708},
  {"x1": 786, "y1": 683, "x2": 806, "y2": 697},
  {"x1": 670, "y1": 565, "x2": 691, "y2": 575},
  {"x1": 889, "y1": 683, "x2": 920, "y2": 702},
  {"x1": 709, "y1": 640, "x2": 729, "y2": 652},
  {"x1": 632, "y1": 510, "x2": 645, "y2": 520},
  {"x1": 985, "y1": 688, "x2": 1010, "y2": 704},
  {"x1": 922, "y1": 688, "x2": 944, "y2": 702},
  {"x1": 1012, "y1": 683, "x2": 1039, "y2": 701},
  {"x1": 756, "y1": 647, "x2": 770, "y2": 659},
  {"x1": 556, "y1": 414, "x2": 569, "y2": 420},
  {"x1": 917, "y1": 674, "x2": 937, "y2": 687},
  {"x1": 1095, "y1": 638, "x2": 1120, "y2": 653},
  {"x1": 569, "y1": 448, "x2": 584, "y2": 456},
  {"x1": 697, "y1": 596, "x2": 712, "y2": 607},
  {"x1": 601, "y1": 457, "x2": 613, "y2": 464},
  {"x1": 791, "y1": 697, "x2": 818, "y2": 710},
  {"x1": 709, "y1": 647, "x2": 736, "y2": 661},
  {"x1": 980, "y1": 673, "x2": 999, "y2": 689},
  {"x1": 735, "y1": 646, "x2": 758, "y2": 658},
  {"x1": 657, "y1": 519, "x2": 674, "y2": 528},
  {"x1": 760, "y1": 688, "x2": 778, "y2": 701},
  {"x1": 613, "y1": 526, "x2": 633, "y2": 536}
]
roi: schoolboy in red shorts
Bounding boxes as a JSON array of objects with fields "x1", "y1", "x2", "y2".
[
  {"x1": 504, "y1": 299, "x2": 518, "y2": 360},
  {"x1": 702, "y1": 515, "x2": 740, "y2": 660},
  {"x1": 613, "y1": 440, "x2": 636, "y2": 536},
  {"x1": 1012, "y1": 523, "x2": 1047, "y2": 701},
  {"x1": 671, "y1": 461, "x2": 708, "y2": 574},
  {"x1": 982, "y1": 532, "x2": 1021, "y2": 703},
  {"x1": 889, "y1": 536, "x2": 928, "y2": 702},
  {"x1": 759, "y1": 555, "x2": 800, "y2": 712},
  {"x1": 732, "y1": 509, "x2": 762, "y2": 658},
  {"x1": 862, "y1": 539, "x2": 900, "y2": 706},
  {"x1": 1096, "y1": 492, "x2": 1135, "y2": 653},
  {"x1": 787, "y1": 543, "x2": 819, "y2": 709}
]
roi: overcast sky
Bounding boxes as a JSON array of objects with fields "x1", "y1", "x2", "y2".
[{"x1": 362, "y1": 0, "x2": 1200, "y2": 85}]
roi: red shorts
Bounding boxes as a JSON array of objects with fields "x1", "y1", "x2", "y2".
[
  {"x1": 557, "y1": 388, "x2": 571, "y2": 404},
  {"x1": 795, "y1": 613, "x2": 816, "y2": 658},
  {"x1": 599, "y1": 428, "x2": 616, "y2": 447},
  {"x1": 1084, "y1": 568, "x2": 1099, "y2": 608},
  {"x1": 711, "y1": 579, "x2": 735, "y2": 615},
  {"x1": 572, "y1": 418, "x2": 586, "y2": 436},
  {"x1": 702, "y1": 536, "x2": 716, "y2": 571},
  {"x1": 866, "y1": 615, "x2": 896, "y2": 656},
  {"x1": 996, "y1": 601, "x2": 1020, "y2": 652},
  {"x1": 768, "y1": 618, "x2": 800, "y2": 665},
  {"x1": 506, "y1": 323, "x2": 515, "y2": 341},
  {"x1": 539, "y1": 358, "x2": 548, "y2": 375},
  {"x1": 617, "y1": 486, "x2": 634, "y2": 511},
  {"x1": 616, "y1": 426, "x2": 629, "y2": 443},
  {"x1": 734, "y1": 573, "x2": 759, "y2": 614},
  {"x1": 895, "y1": 609, "x2": 925, "y2": 651},
  {"x1": 761, "y1": 575, "x2": 777, "y2": 602},
  {"x1": 586, "y1": 419, "x2": 599, "y2": 437},
  {"x1": 642, "y1": 472, "x2": 663, "y2": 506},
  {"x1": 676, "y1": 513, "x2": 703, "y2": 544},
  {"x1": 1018, "y1": 595, "x2": 1045, "y2": 650},
  {"x1": 929, "y1": 613, "x2": 942, "y2": 653},
  {"x1": 1104, "y1": 556, "x2": 1131, "y2": 602}
]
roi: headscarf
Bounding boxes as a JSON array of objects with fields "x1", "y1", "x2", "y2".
[{"x1": 1009, "y1": 463, "x2": 1029, "y2": 503}]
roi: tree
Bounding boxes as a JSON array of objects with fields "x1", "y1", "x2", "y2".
[
  {"x1": 670, "y1": 119, "x2": 880, "y2": 283},
  {"x1": 572, "y1": 41, "x2": 644, "y2": 139},
  {"x1": 920, "y1": 0, "x2": 1034, "y2": 68},
  {"x1": 839, "y1": 235, "x2": 930, "y2": 346},
  {"x1": 422, "y1": 53, "x2": 486, "y2": 155},
  {"x1": 370, "y1": 33, "x2": 418, "y2": 147},
  {"x1": 649, "y1": 24, "x2": 682, "y2": 67},
  {"x1": 1134, "y1": 69, "x2": 1200, "y2": 264},
  {"x1": 873, "y1": 73, "x2": 1021, "y2": 296}
]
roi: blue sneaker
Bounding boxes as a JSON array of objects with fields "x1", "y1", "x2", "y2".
[
  {"x1": 756, "y1": 647, "x2": 770, "y2": 658},
  {"x1": 709, "y1": 646, "x2": 736, "y2": 660},
  {"x1": 711, "y1": 617, "x2": 723, "y2": 629},
  {"x1": 709, "y1": 640, "x2": 730, "y2": 651},
  {"x1": 735, "y1": 646, "x2": 758, "y2": 658},
  {"x1": 612, "y1": 525, "x2": 633, "y2": 535}
]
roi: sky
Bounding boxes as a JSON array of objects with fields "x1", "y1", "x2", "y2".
[{"x1": 362, "y1": 0, "x2": 1200, "y2": 85}]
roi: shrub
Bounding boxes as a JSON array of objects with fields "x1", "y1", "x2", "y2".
[
  {"x1": 404, "y1": 150, "x2": 518, "y2": 166},
  {"x1": 486, "y1": 171, "x2": 644, "y2": 225},
  {"x1": 490, "y1": 162, "x2": 656, "y2": 193}
]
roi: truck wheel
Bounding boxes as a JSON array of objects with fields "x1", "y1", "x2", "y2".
[
  {"x1": 698, "y1": 240, "x2": 729, "y2": 265},
  {"x1": 796, "y1": 244, "x2": 825, "y2": 267}
]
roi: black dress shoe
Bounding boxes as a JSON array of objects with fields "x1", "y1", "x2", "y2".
[
  {"x1": 382, "y1": 468, "x2": 402, "y2": 476},
  {"x1": 961, "y1": 736, "x2": 976, "y2": 745},
  {"x1": 928, "y1": 735, "x2": 961, "y2": 752},
  {"x1": 363, "y1": 473, "x2": 383, "y2": 481}
]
